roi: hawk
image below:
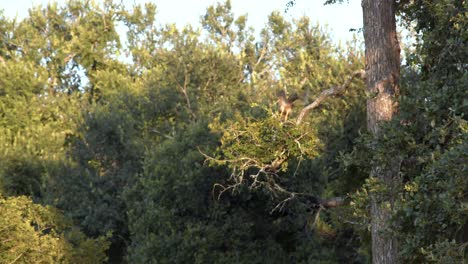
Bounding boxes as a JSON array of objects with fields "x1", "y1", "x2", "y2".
[{"x1": 277, "y1": 90, "x2": 299, "y2": 121}]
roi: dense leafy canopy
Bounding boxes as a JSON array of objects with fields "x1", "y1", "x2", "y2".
[
  {"x1": 0, "y1": 195, "x2": 109, "y2": 263},
  {"x1": 0, "y1": 0, "x2": 465, "y2": 263}
]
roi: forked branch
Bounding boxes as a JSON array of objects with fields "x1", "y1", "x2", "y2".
[{"x1": 296, "y1": 69, "x2": 366, "y2": 125}]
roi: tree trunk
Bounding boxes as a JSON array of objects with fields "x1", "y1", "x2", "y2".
[{"x1": 362, "y1": 0, "x2": 401, "y2": 263}]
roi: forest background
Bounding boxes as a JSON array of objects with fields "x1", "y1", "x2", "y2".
[{"x1": 0, "y1": 0, "x2": 466, "y2": 263}]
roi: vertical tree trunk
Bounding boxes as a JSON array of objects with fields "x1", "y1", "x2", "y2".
[{"x1": 362, "y1": 0, "x2": 400, "y2": 263}]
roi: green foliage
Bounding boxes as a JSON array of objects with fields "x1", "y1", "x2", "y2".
[
  {"x1": 395, "y1": 1, "x2": 467, "y2": 261},
  {"x1": 125, "y1": 121, "x2": 342, "y2": 263},
  {"x1": 1, "y1": 0, "x2": 465, "y2": 262},
  {"x1": 0, "y1": 195, "x2": 109, "y2": 264},
  {"x1": 1, "y1": 1, "x2": 127, "y2": 95},
  {"x1": 0, "y1": 92, "x2": 83, "y2": 197},
  {"x1": 125, "y1": 122, "x2": 223, "y2": 263},
  {"x1": 209, "y1": 112, "x2": 321, "y2": 193},
  {"x1": 342, "y1": 0, "x2": 468, "y2": 260},
  {"x1": 117, "y1": 4, "x2": 368, "y2": 261},
  {"x1": 0, "y1": 2, "x2": 134, "y2": 261},
  {"x1": 49, "y1": 87, "x2": 151, "y2": 259},
  {"x1": 0, "y1": 61, "x2": 48, "y2": 97},
  {"x1": 395, "y1": 140, "x2": 467, "y2": 262}
]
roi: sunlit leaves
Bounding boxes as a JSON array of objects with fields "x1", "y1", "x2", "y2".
[
  {"x1": 209, "y1": 111, "x2": 321, "y2": 192},
  {"x1": 0, "y1": 195, "x2": 109, "y2": 264}
]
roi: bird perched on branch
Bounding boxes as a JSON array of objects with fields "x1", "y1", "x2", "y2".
[
  {"x1": 277, "y1": 90, "x2": 299, "y2": 121},
  {"x1": 278, "y1": 90, "x2": 299, "y2": 121}
]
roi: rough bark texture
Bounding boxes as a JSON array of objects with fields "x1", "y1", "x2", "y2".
[{"x1": 362, "y1": 0, "x2": 401, "y2": 263}]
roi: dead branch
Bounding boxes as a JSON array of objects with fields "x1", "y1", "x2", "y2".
[
  {"x1": 270, "y1": 193, "x2": 296, "y2": 213},
  {"x1": 296, "y1": 69, "x2": 366, "y2": 125},
  {"x1": 175, "y1": 65, "x2": 196, "y2": 120},
  {"x1": 201, "y1": 146, "x2": 348, "y2": 210}
]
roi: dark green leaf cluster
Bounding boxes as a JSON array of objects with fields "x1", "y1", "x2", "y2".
[{"x1": 395, "y1": 1, "x2": 467, "y2": 261}]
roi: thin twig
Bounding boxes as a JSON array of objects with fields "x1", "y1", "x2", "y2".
[
  {"x1": 270, "y1": 193, "x2": 295, "y2": 214},
  {"x1": 9, "y1": 252, "x2": 24, "y2": 264}
]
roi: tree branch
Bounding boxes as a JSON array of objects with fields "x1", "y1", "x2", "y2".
[
  {"x1": 175, "y1": 65, "x2": 196, "y2": 120},
  {"x1": 296, "y1": 69, "x2": 366, "y2": 125},
  {"x1": 271, "y1": 193, "x2": 348, "y2": 214}
]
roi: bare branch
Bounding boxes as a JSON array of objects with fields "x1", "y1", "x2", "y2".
[
  {"x1": 299, "y1": 76, "x2": 308, "y2": 89},
  {"x1": 270, "y1": 193, "x2": 296, "y2": 213},
  {"x1": 270, "y1": 192, "x2": 348, "y2": 215},
  {"x1": 212, "y1": 183, "x2": 240, "y2": 200},
  {"x1": 174, "y1": 65, "x2": 196, "y2": 120},
  {"x1": 296, "y1": 69, "x2": 366, "y2": 125},
  {"x1": 253, "y1": 41, "x2": 268, "y2": 70}
]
